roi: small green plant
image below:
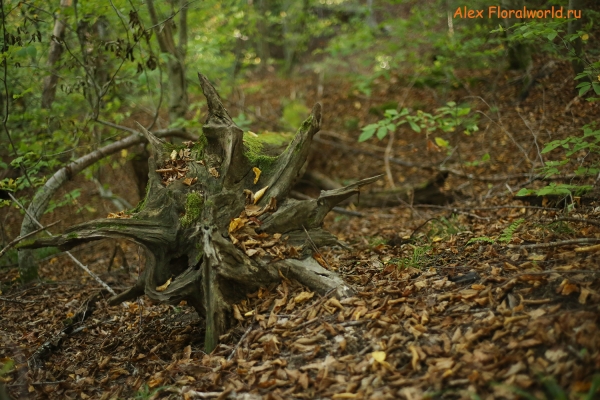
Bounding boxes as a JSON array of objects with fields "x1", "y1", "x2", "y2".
[
  {"x1": 135, "y1": 384, "x2": 169, "y2": 400},
  {"x1": 504, "y1": 374, "x2": 600, "y2": 400},
  {"x1": 397, "y1": 244, "x2": 432, "y2": 269},
  {"x1": 499, "y1": 218, "x2": 525, "y2": 243},
  {"x1": 517, "y1": 124, "x2": 599, "y2": 199},
  {"x1": 358, "y1": 102, "x2": 479, "y2": 149},
  {"x1": 233, "y1": 112, "x2": 252, "y2": 130},
  {"x1": 467, "y1": 219, "x2": 524, "y2": 245}
]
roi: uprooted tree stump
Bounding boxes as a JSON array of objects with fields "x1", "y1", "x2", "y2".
[{"x1": 21, "y1": 73, "x2": 380, "y2": 352}]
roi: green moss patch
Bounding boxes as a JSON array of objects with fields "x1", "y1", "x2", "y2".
[{"x1": 180, "y1": 192, "x2": 204, "y2": 228}]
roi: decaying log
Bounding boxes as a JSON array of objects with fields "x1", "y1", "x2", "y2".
[
  {"x1": 304, "y1": 170, "x2": 451, "y2": 207},
  {"x1": 19, "y1": 73, "x2": 379, "y2": 352}
]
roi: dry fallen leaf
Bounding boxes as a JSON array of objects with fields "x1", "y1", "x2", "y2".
[
  {"x1": 155, "y1": 277, "x2": 172, "y2": 292},
  {"x1": 208, "y1": 167, "x2": 219, "y2": 178},
  {"x1": 294, "y1": 291, "x2": 314, "y2": 303},
  {"x1": 254, "y1": 186, "x2": 269, "y2": 204},
  {"x1": 253, "y1": 167, "x2": 262, "y2": 184},
  {"x1": 229, "y1": 217, "x2": 245, "y2": 234}
]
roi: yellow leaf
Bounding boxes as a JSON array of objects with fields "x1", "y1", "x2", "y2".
[
  {"x1": 332, "y1": 394, "x2": 358, "y2": 399},
  {"x1": 253, "y1": 167, "x2": 262, "y2": 184},
  {"x1": 435, "y1": 137, "x2": 449, "y2": 148},
  {"x1": 120, "y1": 149, "x2": 128, "y2": 158},
  {"x1": 156, "y1": 277, "x2": 172, "y2": 292},
  {"x1": 170, "y1": 150, "x2": 177, "y2": 160},
  {"x1": 581, "y1": 33, "x2": 589, "y2": 41},
  {"x1": 253, "y1": 186, "x2": 268, "y2": 204},
  {"x1": 371, "y1": 351, "x2": 386, "y2": 363},
  {"x1": 228, "y1": 217, "x2": 245, "y2": 234},
  {"x1": 294, "y1": 291, "x2": 314, "y2": 303}
]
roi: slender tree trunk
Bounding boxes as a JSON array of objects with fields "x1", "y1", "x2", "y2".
[
  {"x1": 146, "y1": 0, "x2": 188, "y2": 123},
  {"x1": 501, "y1": 0, "x2": 531, "y2": 71},
  {"x1": 255, "y1": 0, "x2": 271, "y2": 70},
  {"x1": 568, "y1": 0, "x2": 584, "y2": 78},
  {"x1": 41, "y1": 0, "x2": 71, "y2": 109}
]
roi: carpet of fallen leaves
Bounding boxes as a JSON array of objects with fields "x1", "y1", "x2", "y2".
[
  {"x1": 2, "y1": 56, "x2": 600, "y2": 399},
  {"x1": 2, "y1": 199, "x2": 599, "y2": 399}
]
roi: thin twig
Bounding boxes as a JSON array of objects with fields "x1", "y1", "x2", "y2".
[
  {"x1": 302, "y1": 225, "x2": 331, "y2": 269},
  {"x1": 227, "y1": 324, "x2": 253, "y2": 361},
  {"x1": 539, "y1": 217, "x2": 600, "y2": 228},
  {"x1": 8, "y1": 194, "x2": 116, "y2": 296},
  {"x1": 0, "y1": 220, "x2": 61, "y2": 258},
  {"x1": 0, "y1": 296, "x2": 35, "y2": 304},
  {"x1": 508, "y1": 239, "x2": 600, "y2": 250}
]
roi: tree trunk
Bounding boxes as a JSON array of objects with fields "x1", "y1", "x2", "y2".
[
  {"x1": 501, "y1": 0, "x2": 531, "y2": 72},
  {"x1": 146, "y1": 0, "x2": 188, "y2": 123},
  {"x1": 20, "y1": 74, "x2": 379, "y2": 353},
  {"x1": 568, "y1": 0, "x2": 584, "y2": 78},
  {"x1": 41, "y1": 0, "x2": 71, "y2": 109}
]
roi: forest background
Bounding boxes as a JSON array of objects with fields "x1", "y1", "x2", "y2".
[{"x1": 1, "y1": 0, "x2": 599, "y2": 399}]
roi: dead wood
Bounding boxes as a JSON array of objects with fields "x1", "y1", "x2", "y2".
[{"x1": 19, "y1": 73, "x2": 379, "y2": 352}]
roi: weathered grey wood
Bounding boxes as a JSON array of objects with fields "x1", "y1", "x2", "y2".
[{"x1": 19, "y1": 73, "x2": 380, "y2": 353}]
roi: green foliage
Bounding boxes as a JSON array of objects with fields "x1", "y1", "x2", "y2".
[
  {"x1": 397, "y1": 244, "x2": 432, "y2": 270},
  {"x1": 504, "y1": 374, "x2": 600, "y2": 400},
  {"x1": 517, "y1": 125, "x2": 599, "y2": 199},
  {"x1": 135, "y1": 384, "x2": 169, "y2": 400},
  {"x1": 466, "y1": 236, "x2": 495, "y2": 245},
  {"x1": 281, "y1": 100, "x2": 310, "y2": 131},
  {"x1": 467, "y1": 218, "x2": 524, "y2": 245},
  {"x1": 358, "y1": 102, "x2": 478, "y2": 147},
  {"x1": 499, "y1": 218, "x2": 524, "y2": 243},
  {"x1": 233, "y1": 112, "x2": 252, "y2": 130}
]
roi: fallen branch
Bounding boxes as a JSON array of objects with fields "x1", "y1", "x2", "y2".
[
  {"x1": 507, "y1": 238, "x2": 600, "y2": 249},
  {"x1": 227, "y1": 324, "x2": 254, "y2": 361},
  {"x1": 539, "y1": 217, "x2": 600, "y2": 228},
  {"x1": 0, "y1": 220, "x2": 60, "y2": 259},
  {"x1": 10, "y1": 193, "x2": 115, "y2": 295}
]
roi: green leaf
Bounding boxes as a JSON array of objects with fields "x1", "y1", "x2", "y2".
[
  {"x1": 435, "y1": 137, "x2": 449, "y2": 148},
  {"x1": 376, "y1": 126, "x2": 388, "y2": 140},
  {"x1": 358, "y1": 124, "x2": 377, "y2": 142},
  {"x1": 358, "y1": 128, "x2": 375, "y2": 142},
  {"x1": 578, "y1": 82, "x2": 591, "y2": 97},
  {"x1": 593, "y1": 83, "x2": 600, "y2": 95},
  {"x1": 546, "y1": 30, "x2": 557, "y2": 41},
  {"x1": 26, "y1": 45, "x2": 37, "y2": 58},
  {"x1": 516, "y1": 188, "x2": 534, "y2": 196},
  {"x1": 408, "y1": 120, "x2": 420, "y2": 132}
]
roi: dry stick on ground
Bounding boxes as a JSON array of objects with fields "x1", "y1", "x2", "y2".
[
  {"x1": 508, "y1": 238, "x2": 600, "y2": 249},
  {"x1": 539, "y1": 217, "x2": 600, "y2": 228},
  {"x1": 0, "y1": 220, "x2": 60, "y2": 258},
  {"x1": 315, "y1": 132, "x2": 537, "y2": 182},
  {"x1": 227, "y1": 324, "x2": 254, "y2": 361},
  {"x1": 9, "y1": 193, "x2": 116, "y2": 296},
  {"x1": 409, "y1": 204, "x2": 562, "y2": 211},
  {"x1": 0, "y1": 297, "x2": 34, "y2": 304}
]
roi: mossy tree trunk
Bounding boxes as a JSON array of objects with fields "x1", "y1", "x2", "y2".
[{"x1": 21, "y1": 73, "x2": 379, "y2": 352}]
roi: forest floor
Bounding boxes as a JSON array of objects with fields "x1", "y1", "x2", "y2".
[{"x1": 1, "y1": 57, "x2": 600, "y2": 399}]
